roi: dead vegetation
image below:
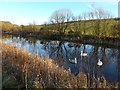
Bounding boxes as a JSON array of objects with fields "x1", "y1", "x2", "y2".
[{"x1": 1, "y1": 40, "x2": 119, "y2": 89}]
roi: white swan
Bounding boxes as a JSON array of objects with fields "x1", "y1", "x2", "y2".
[
  {"x1": 80, "y1": 51, "x2": 87, "y2": 56},
  {"x1": 97, "y1": 59, "x2": 103, "y2": 66},
  {"x1": 69, "y1": 58, "x2": 77, "y2": 64}
]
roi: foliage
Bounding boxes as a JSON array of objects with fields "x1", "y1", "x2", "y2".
[
  {"x1": 1, "y1": 7, "x2": 120, "y2": 39},
  {"x1": 1, "y1": 40, "x2": 87, "y2": 88},
  {"x1": 1, "y1": 21, "x2": 20, "y2": 32}
]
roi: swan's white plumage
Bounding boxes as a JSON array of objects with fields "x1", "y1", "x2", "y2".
[
  {"x1": 97, "y1": 59, "x2": 103, "y2": 66},
  {"x1": 80, "y1": 51, "x2": 87, "y2": 56}
]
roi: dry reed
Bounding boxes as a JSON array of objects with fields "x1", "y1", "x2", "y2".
[{"x1": 1, "y1": 40, "x2": 118, "y2": 89}]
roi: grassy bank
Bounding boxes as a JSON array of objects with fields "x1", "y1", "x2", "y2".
[
  {"x1": 4, "y1": 33, "x2": 120, "y2": 48},
  {"x1": 1, "y1": 40, "x2": 119, "y2": 89},
  {"x1": 2, "y1": 18, "x2": 120, "y2": 48},
  {"x1": 1, "y1": 18, "x2": 120, "y2": 39}
]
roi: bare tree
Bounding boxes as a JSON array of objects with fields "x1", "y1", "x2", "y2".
[
  {"x1": 43, "y1": 22, "x2": 48, "y2": 31},
  {"x1": 72, "y1": 15, "x2": 82, "y2": 36},
  {"x1": 50, "y1": 9, "x2": 73, "y2": 33},
  {"x1": 94, "y1": 9, "x2": 101, "y2": 36},
  {"x1": 82, "y1": 12, "x2": 87, "y2": 35},
  {"x1": 11, "y1": 19, "x2": 15, "y2": 33},
  {"x1": 29, "y1": 21, "x2": 36, "y2": 34},
  {"x1": 96, "y1": 8, "x2": 113, "y2": 37},
  {"x1": 88, "y1": 7, "x2": 113, "y2": 37},
  {"x1": 88, "y1": 11, "x2": 95, "y2": 35},
  {"x1": 32, "y1": 21, "x2": 36, "y2": 34}
]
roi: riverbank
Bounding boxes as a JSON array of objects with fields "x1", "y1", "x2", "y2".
[
  {"x1": 3, "y1": 33, "x2": 120, "y2": 49},
  {"x1": 2, "y1": 17, "x2": 120, "y2": 48},
  {"x1": 1, "y1": 40, "x2": 119, "y2": 89}
]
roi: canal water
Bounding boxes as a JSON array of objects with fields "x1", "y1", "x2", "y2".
[{"x1": 2, "y1": 35, "x2": 120, "y2": 83}]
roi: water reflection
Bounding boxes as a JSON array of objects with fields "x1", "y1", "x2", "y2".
[{"x1": 2, "y1": 36, "x2": 120, "y2": 83}]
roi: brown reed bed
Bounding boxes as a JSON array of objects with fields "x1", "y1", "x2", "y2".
[{"x1": 1, "y1": 40, "x2": 118, "y2": 89}]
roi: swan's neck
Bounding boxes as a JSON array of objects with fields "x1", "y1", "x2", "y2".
[
  {"x1": 98, "y1": 59, "x2": 101, "y2": 62},
  {"x1": 75, "y1": 58, "x2": 77, "y2": 63},
  {"x1": 75, "y1": 58, "x2": 76, "y2": 61}
]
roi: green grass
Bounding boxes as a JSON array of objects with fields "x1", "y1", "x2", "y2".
[
  {"x1": 39, "y1": 18, "x2": 119, "y2": 38},
  {"x1": 1, "y1": 18, "x2": 120, "y2": 39}
]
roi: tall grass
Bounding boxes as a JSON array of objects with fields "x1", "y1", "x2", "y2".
[{"x1": 1, "y1": 40, "x2": 118, "y2": 89}]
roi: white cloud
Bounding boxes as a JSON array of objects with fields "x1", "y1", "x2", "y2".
[
  {"x1": 86, "y1": 4, "x2": 95, "y2": 10},
  {"x1": 15, "y1": 17, "x2": 48, "y2": 25},
  {"x1": 0, "y1": 15, "x2": 48, "y2": 25}
]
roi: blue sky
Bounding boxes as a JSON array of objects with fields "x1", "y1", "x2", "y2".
[{"x1": 0, "y1": 2, "x2": 118, "y2": 25}]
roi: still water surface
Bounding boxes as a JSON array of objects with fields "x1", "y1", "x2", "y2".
[{"x1": 3, "y1": 36, "x2": 120, "y2": 83}]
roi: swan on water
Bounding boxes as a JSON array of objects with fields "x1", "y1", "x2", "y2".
[
  {"x1": 97, "y1": 59, "x2": 103, "y2": 66},
  {"x1": 80, "y1": 51, "x2": 87, "y2": 56},
  {"x1": 69, "y1": 58, "x2": 77, "y2": 64}
]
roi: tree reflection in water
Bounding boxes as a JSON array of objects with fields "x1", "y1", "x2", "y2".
[{"x1": 3, "y1": 36, "x2": 120, "y2": 83}]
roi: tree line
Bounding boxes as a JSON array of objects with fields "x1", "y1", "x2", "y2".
[
  {"x1": 1, "y1": 7, "x2": 120, "y2": 38},
  {"x1": 47, "y1": 7, "x2": 119, "y2": 38}
]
